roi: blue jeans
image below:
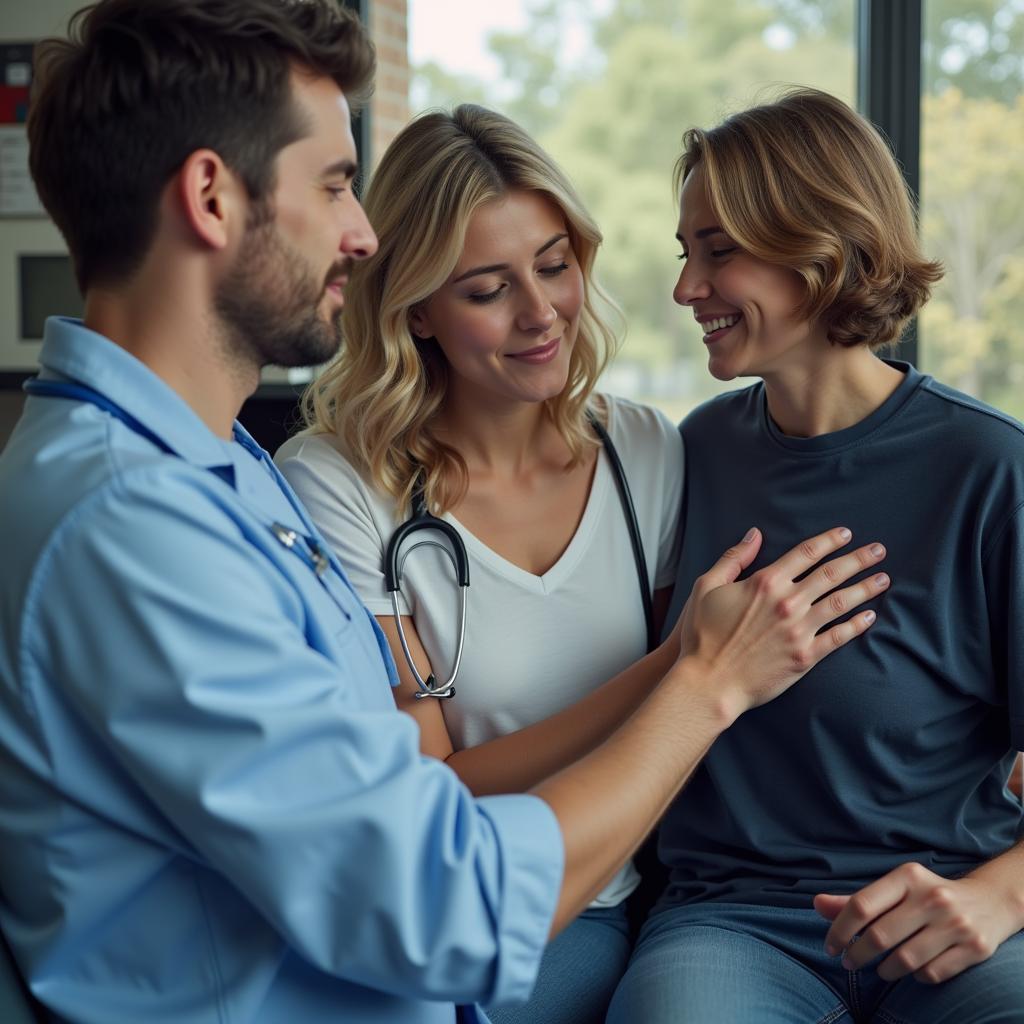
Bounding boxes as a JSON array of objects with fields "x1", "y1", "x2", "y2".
[
  {"x1": 485, "y1": 902, "x2": 631, "y2": 1024},
  {"x1": 606, "y1": 902, "x2": 1024, "y2": 1024}
]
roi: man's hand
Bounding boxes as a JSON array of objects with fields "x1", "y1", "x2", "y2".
[
  {"x1": 677, "y1": 526, "x2": 889, "y2": 719},
  {"x1": 816, "y1": 862, "x2": 1024, "y2": 984}
]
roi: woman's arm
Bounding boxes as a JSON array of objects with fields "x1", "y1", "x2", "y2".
[
  {"x1": 378, "y1": 613, "x2": 678, "y2": 796},
  {"x1": 380, "y1": 537, "x2": 886, "y2": 801}
]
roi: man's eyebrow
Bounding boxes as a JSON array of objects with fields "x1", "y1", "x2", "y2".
[
  {"x1": 452, "y1": 233, "x2": 568, "y2": 284},
  {"x1": 321, "y1": 159, "x2": 358, "y2": 180}
]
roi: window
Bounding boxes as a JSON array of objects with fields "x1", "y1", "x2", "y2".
[
  {"x1": 409, "y1": 0, "x2": 857, "y2": 421},
  {"x1": 919, "y1": 1, "x2": 1024, "y2": 418}
]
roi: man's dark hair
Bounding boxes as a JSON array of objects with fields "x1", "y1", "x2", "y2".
[{"x1": 28, "y1": 0, "x2": 375, "y2": 292}]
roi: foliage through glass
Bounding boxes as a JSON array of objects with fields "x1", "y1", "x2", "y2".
[{"x1": 409, "y1": 0, "x2": 1023, "y2": 422}]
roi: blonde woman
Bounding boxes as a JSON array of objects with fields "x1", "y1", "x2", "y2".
[
  {"x1": 275, "y1": 104, "x2": 889, "y2": 1024},
  {"x1": 274, "y1": 104, "x2": 681, "y2": 1023},
  {"x1": 606, "y1": 88, "x2": 1024, "y2": 1024}
]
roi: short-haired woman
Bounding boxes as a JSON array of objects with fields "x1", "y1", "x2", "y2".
[{"x1": 607, "y1": 87, "x2": 1024, "y2": 1024}]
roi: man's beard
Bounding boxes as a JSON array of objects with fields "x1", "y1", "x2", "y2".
[{"x1": 214, "y1": 210, "x2": 345, "y2": 371}]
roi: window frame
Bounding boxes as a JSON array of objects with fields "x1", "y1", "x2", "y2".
[
  {"x1": 857, "y1": 0, "x2": 923, "y2": 365},
  {"x1": 340, "y1": 0, "x2": 372, "y2": 185}
]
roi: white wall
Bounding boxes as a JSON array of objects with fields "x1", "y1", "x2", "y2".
[
  {"x1": 0, "y1": 0, "x2": 306, "y2": 390},
  {"x1": 0, "y1": 1, "x2": 77, "y2": 450},
  {"x1": 0, "y1": 0, "x2": 78, "y2": 372}
]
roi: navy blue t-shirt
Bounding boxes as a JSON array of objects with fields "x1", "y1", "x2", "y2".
[{"x1": 660, "y1": 361, "x2": 1024, "y2": 908}]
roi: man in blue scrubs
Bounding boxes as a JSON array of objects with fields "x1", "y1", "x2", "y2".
[{"x1": 0, "y1": 2, "x2": 887, "y2": 1021}]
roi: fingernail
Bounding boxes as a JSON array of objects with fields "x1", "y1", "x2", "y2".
[
  {"x1": 870, "y1": 543, "x2": 884, "y2": 557},
  {"x1": 863, "y1": 610, "x2": 876, "y2": 624},
  {"x1": 838, "y1": 528, "x2": 852, "y2": 541},
  {"x1": 825, "y1": 943, "x2": 839, "y2": 957},
  {"x1": 873, "y1": 573, "x2": 889, "y2": 587},
  {"x1": 742, "y1": 528, "x2": 757, "y2": 544},
  {"x1": 842, "y1": 956, "x2": 854, "y2": 971}
]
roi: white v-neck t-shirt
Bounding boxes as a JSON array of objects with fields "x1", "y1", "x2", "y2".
[{"x1": 276, "y1": 394, "x2": 685, "y2": 907}]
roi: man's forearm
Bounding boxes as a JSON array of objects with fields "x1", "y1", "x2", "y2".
[
  {"x1": 534, "y1": 657, "x2": 733, "y2": 935},
  {"x1": 445, "y1": 641, "x2": 678, "y2": 796}
]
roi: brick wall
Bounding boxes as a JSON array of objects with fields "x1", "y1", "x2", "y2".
[{"x1": 369, "y1": 0, "x2": 409, "y2": 167}]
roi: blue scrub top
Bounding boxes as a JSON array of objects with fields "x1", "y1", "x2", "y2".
[{"x1": 0, "y1": 318, "x2": 563, "y2": 1024}]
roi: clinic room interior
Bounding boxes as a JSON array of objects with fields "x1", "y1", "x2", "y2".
[{"x1": 1, "y1": 1, "x2": 1022, "y2": 1022}]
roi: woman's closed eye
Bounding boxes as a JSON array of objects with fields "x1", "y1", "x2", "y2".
[
  {"x1": 467, "y1": 262, "x2": 570, "y2": 304},
  {"x1": 539, "y1": 260, "x2": 571, "y2": 277},
  {"x1": 468, "y1": 284, "x2": 507, "y2": 305},
  {"x1": 676, "y1": 246, "x2": 738, "y2": 261}
]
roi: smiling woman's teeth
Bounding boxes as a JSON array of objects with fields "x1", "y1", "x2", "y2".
[{"x1": 702, "y1": 314, "x2": 741, "y2": 334}]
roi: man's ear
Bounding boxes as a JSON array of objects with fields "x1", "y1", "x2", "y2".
[
  {"x1": 176, "y1": 149, "x2": 244, "y2": 251},
  {"x1": 409, "y1": 305, "x2": 432, "y2": 340}
]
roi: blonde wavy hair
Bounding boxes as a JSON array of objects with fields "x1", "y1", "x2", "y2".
[
  {"x1": 301, "y1": 104, "x2": 621, "y2": 515},
  {"x1": 675, "y1": 88, "x2": 943, "y2": 347}
]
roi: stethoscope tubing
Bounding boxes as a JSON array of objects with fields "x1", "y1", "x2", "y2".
[
  {"x1": 385, "y1": 407, "x2": 656, "y2": 700},
  {"x1": 586, "y1": 411, "x2": 658, "y2": 653}
]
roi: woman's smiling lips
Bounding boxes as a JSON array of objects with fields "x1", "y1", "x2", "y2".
[
  {"x1": 697, "y1": 312, "x2": 742, "y2": 344},
  {"x1": 506, "y1": 336, "x2": 561, "y2": 364}
]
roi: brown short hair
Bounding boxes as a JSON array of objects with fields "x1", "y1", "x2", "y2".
[
  {"x1": 675, "y1": 88, "x2": 943, "y2": 348},
  {"x1": 28, "y1": 0, "x2": 374, "y2": 292}
]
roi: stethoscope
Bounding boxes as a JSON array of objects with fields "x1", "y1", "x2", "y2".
[
  {"x1": 383, "y1": 490, "x2": 469, "y2": 700},
  {"x1": 382, "y1": 409, "x2": 656, "y2": 700},
  {"x1": 23, "y1": 376, "x2": 335, "y2": 581}
]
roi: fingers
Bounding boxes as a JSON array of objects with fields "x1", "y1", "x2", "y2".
[
  {"x1": 821, "y1": 864, "x2": 991, "y2": 982},
  {"x1": 912, "y1": 943, "x2": 995, "y2": 985},
  {"x1": 697, "y1": 527, "x2": 763, "y2": 590},
  {"x1": 838, "y1": 899, "x2": 927, "y2": 971},
  {"x1": 806, "y1": 568, "x2": 890, "y2": 634},
  {"x1": 767, "y1": 526, "x2": 855, "y2": 581},
  {"x1": 812, "y1": 893, "x2": 850, "y2": 922},
  {"x1": 876, "y1": 924, "x2": 961, "y2": 982},
  {"x1": 823, "y1": 866, "x2": 918, "y2": 956},
  {"x1": 800, "y1": 542, "x2": 888, "y2": 608},
  {"x1": 807, "y1": 607, "x2": 877, "y2": 666}
]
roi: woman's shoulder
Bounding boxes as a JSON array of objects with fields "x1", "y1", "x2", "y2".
[
  {"x1": 276, "y1": 430, "x2": 357, "y2": 481},
  {"x1": 595, "y1": 395, "x2": 685, "y2": 534},
  {"x1": 919, "y1": 376, "x2": 1024, "y2": 451},
  {"x1": 275, "y1": 431, "x2": 397, "y2": 516},
  {"x1": 599, "y1": 393, "x2": 681, "y2": 452}
]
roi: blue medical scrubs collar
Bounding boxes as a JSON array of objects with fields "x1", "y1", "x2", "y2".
[{"x1": 23, "y1": 376, "x2": 331, "y2": 578}]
